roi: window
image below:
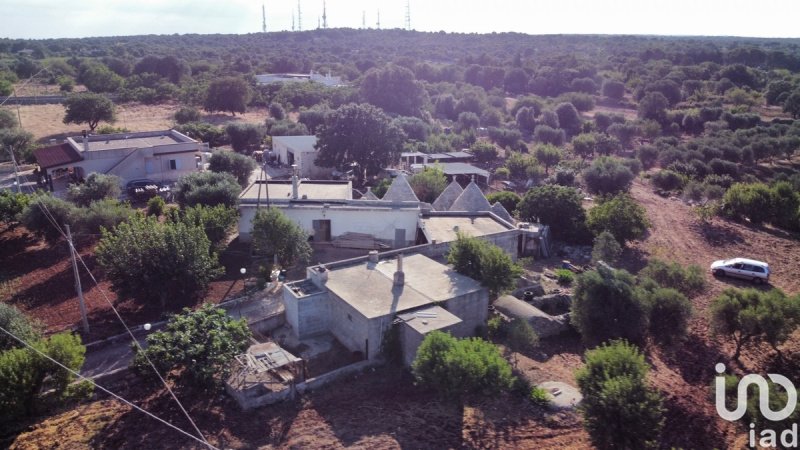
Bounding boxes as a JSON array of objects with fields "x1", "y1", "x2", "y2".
[{"x1": 169, "y1": 159, "x2": 178, "y2": 170}]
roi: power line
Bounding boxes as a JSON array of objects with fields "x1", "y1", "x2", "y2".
[
  {"x1": 0, "y1": 324, "x2": 220, "y2": 450},
  {"x1": 14, "y1": 173, "x2": 212, "y2": 448}
]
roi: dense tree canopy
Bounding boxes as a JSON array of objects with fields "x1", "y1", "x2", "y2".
[
  {"x1": 517, "y1": 185, "x2": 589, "y2": 243},
  {"x1": 360, "y1": 64, "x2": 427, "y2": 117},
  {"x1": 315, "y1": 103, "x2": 406, "y2": 182},
  {"x1": 204, "y1": 76, "x2": 250, "y2": 115},
  {"x1": 62, "y1": 93, "x2": 115, "y2": 131},
  {"x1": 251, "y1": 208, "x2": 312, "y2": 268},
  {"x1": 96, "y1": 215, "x2": 223, "y2": 309}
]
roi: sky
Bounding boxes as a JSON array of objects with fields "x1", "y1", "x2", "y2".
[{"x1": 0, "y1": 0, "x2": 798, "y2": 40}]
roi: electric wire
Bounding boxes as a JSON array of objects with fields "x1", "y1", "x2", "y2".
[
  {"x1": 0, "y1": 324, "x2": 219, "y2": 450},
  {"x1": 11, "y1": 172, "x2": 213, "y2": 448}
]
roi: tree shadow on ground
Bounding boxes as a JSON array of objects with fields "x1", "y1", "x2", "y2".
[
  {"x1": 310, "y1": 367, "x2": 464, "y2": 449},
  {"x1": 659, "y1": 394, "x2": 727, "y2": 450},
  {"x1": 659, "y1": 333, "x2": 728, "y2": 385},
  {"x1": 691, "y1": 220, "x2": 745, "y2": 247}
]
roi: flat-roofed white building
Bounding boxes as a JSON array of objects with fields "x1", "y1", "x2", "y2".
[
  {"x1": 271, "y1": 135, "x2": 328, "y2": 178},
  {"x1": 33, "y1": 129, "x2": 206, "y2": 186}
]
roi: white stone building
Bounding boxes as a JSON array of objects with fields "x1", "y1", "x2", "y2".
[{"x1": 271, "y1": 136, "x2": 328, "y2": 179}]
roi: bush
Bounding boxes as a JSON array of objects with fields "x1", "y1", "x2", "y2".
[
  {"x1": 412, "y1": 331, "x2": 514, "y2": 398},
  {"x1": 0, "y1": 303, "x2": 42, "y2": 352},
  {"x1": 408, "y1": 167, "x2": 447, "y2": 203},
  {"x1": 469, "y1": 140, "x2": 498, "y2": 163},
  {"x1": 507, "y1": 318, "x2": 539, "y2": 359},
  {"x1": 571, "y1": 266, "x2": 650, "y2": 345},
  {"x1": 534, "y1": 125, "x2": 566, "y2": 146},
  {"x1": 208, "y1": 150, "x2": 257, "y2": 187},
  {"x1": 591, "y1": 231, "x2": 622, "y2": 265},
  {"x1": 251, "y1": 208, "x2": 312, "y2": 268},
  {"x1": 448, "y1": 233, "x2": 522, "y2": 297},
  {"x1": 225, "y1": 122, "x2": 265, "y2": 152},
  {"x1": 78, "y1": 199, "x2": 134, "y2": 234},
  {"x1": 172, "y1": 204, "x2": 238, "y2": 250},
  {"x1": 639, "y1": 259, "x2": 706, "y2": 296},
  {"x1": 721, "y1": 182, "x2": 773, "y2": 224},
  {"x1": 494, "y1": 167, "x2": 510, "y2": 180},
  {"x1": 645, "y1": 288, "x2": 692, "y2": 346},
  {"x1": 575, "y1": 340, "x2": 664, "y2": 450},
  {"x1": 517, "y1": 185, "x2": 590, "y2": 243},
  {"x1": 175, "y1": 172, "x2": 241, "y2": 208},
  {"x1": 583, "y1": 157, "x2": 635, "y2": 195},
  {"x1": 486, "y1": 191, "x2": 521, "y2": 214},
  {"x1": 20, "y1": 194, "x2": 77, "y2": 242},
  {"x1": 587, "y1": 194, "x2": 649, "y2": 245},
  {"x1": 133, "y1": 304, "x2": 250, "y2": 388},
  {"x1": 268, "y1": 102, "x2": 286, "y2": 120},
  {"x1": 555, "y1": 269, "x2": 575, "y2": 285},
  {"x1": 147, "y1": 196, "x2": 165, "y2": 216},
  {"x1": 66, "y1": 173, "x2": 122, "y2": 206},
  {"x1": 0, "y1": 191, "x2": 30, "y2": 224},
  {"x1": 651, "y1": 169, "x2": 685, "y2": 191},
  {"x1": 174, "y1": 106, "x2": 201, "y2": 124},
  {"x1": 529, "y1": 386, "x2": 551, "y2": 407}
]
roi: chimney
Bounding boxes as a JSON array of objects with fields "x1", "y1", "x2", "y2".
[
  {"x1": 368, "y1": 250, "x2": 379, "y2": 263},
  {"x1": 81, "y1": 130, "x2": 89, "y2": 152},
  {"x1": 291, "y1": 165, "x2": 299, "y2": 199},
  {"x1": 393, "y1": 254, "x2": 405, "y2": 286}
]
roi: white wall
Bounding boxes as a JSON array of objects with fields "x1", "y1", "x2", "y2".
[{"x1": 239, "y1": 204, "x2": 420, "y2": 247}]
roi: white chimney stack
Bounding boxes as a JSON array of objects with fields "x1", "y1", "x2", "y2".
[
  {"x1": 291, "y1": 164, "x2": 299, "y2": 199},
  {"x1": 82, "y1": 130, "x2": 89, "y2": 152},
  {"x1": 393, "y1": 254, "x2": 405, "y2": 286}
]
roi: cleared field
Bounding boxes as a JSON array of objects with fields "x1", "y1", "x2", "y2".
[{"x1": 2, "y1": 102, "x2": 269, "y2": 143}]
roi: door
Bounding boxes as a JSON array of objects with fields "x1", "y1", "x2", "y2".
[
  {"x1": 312, "y1": 220, "x2": 331, "y2": 241},
  {"x1": 394, "y1": 228, "x2": 406, "y2": 248}
]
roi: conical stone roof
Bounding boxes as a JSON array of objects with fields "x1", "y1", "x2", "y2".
[
  {"x1": 432, "y1": 179, "x2": 464, "y2": 211},
  {"x1": 491, "y1": 202, "x2": 514, "y2": 223},
  {"x1": 362, "y1": 187, "x2": 379, "y2": 200},
  {"x1": 449, "y1": 181, "x2": 492, "y2": 212},
  {"x1": 381, "y1": 173, "x2": 419, "y2": 202}
]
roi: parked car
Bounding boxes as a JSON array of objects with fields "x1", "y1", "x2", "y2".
[{"x1": 710, "y1": 258, "x2": 770, "y2": 284}]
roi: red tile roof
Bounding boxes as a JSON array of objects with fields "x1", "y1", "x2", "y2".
[{"x1": 33, "y1": 143, "x2": 83, "y2": 169}]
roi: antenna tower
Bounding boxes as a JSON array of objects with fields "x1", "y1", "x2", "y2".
[
  {"x1": 322, "y1": 0, "x2": 328, "y2": 29},
  {"x1": 292, "y1": 10, "x2": 295, "y2": 31},
  {"x1": 362, "y1": 11, "x2": 366, "y2": 29},
  {"x1": 405, "y1": 1, "x2": 411, "y2": 30},
  {"x1": 262, "y1": 4, "x2": 267, "y2": 32},
  {"x1": 376, "y1": 9, "x2": 380, "y2": 29},
  {"x1": 297, "y1": 0, "x2": 302, "y2": 31}
]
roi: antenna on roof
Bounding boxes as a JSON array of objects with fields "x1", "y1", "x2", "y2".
[
  {"x1": 404, "y1": 0, "x2": 411, "y2": 30},
  {"x1": 262, "y1": 4, "x2": 267, "y2": 32},
  {"x1": 322, "y1": 0, "x2": 328, "y2": 29}
]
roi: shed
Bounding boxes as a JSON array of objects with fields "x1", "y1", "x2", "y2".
[{"x1": 398, "y1": 306, "x2": 462, "y2": 367}]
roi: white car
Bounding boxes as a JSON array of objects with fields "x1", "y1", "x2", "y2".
[{"x1": 710, "y1": 258, "x2": 770, "y2": 284}]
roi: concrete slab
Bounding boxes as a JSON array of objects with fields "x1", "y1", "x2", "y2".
[
  {"x1": 538, "y1": 381, "x2": 582, "y2": 410},
  {"x1": 420, "y1": 216, "x2": 510, "y2": 243}
]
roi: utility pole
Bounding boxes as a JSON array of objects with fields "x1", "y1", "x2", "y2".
[
  {"x1": 65, "y1": 224, "x2": 89, "y2": 334},
  {"x1": 6, "y1": 146, "x2": 21, "y2": 193}
]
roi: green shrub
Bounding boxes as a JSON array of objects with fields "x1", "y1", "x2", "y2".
[
  {"x1": 65, "y1": 173, "x2": 122, "y2": 207},
  {"x1": 639, "y1": 259, "x2": 705, "y2": 296},
  {"x1": 175, "y1": 172, "x2": 240, "y2": 208},
  {"x1": 555, "y1": 269, "x2": 575, "y2": 285},
  {"x1": 20, "y1": 194, "x2": 77, "y2": 242},
  {"x1": 644, "y1": 287, "x2": 692, "y2": 346},
  {"x1": 583, "y1": 156, "x2": 635, "y2": 195},
  {"x1": 587, "y1": 194, "x2": 649, "y2": 245},
  {"x1": 0, "y1": 191, "x2": 30, "y2": 223},
  {"x1": 448, "y1": 233, "x2": 522, "y2": 297},
  {"x1": 591, "y1": 231, "x2": 622, "y2": 265},
  {"x1": 486, "y1": 191, "x2": 521, "y2": 214},
  {"x1": 412, "y1": 331, "x2": 514, "y2": 398},
  {"x1": 0, "y1": 303, "x2": 42, "y2": 352},
  {"x1": 530, "y1": 386, "x2": 551, "y2": 407},
  {"x1": 487, "y1": 315, "x2": 507, "y2": 339},
  {"x1": 651, "y1": 170, "x2": 684, "y2": 191},
  {"x1": 575, "y1": 340, "x2": 664, "y2": 450},
  {"x1": 494, "y1": 167, "x2": 510, "y2": 180},
  {"x1": 78, "y1": 199, "x2": 135, "y2": 234},
  {"x1": 174, "y1": 106, "x2": 201, "y2": 124},
  {"x1": 147, "y1": 196, "x2": 165, "y2": 216}
]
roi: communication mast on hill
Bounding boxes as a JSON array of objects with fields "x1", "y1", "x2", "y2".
[
  {"x1": 376, "y1": 9, "x2": 380, "y2": 29},
  {"x1": 405, "y1": 1, "x2": 411, "y2": 30},
  {"x1": 262, "y1": 4, "x2": 267, "y2": 32},
  {"x1": 362, "y1": 11, "x2": 366, "y2": 29},
  {"x1": 297, "y1": 0, "x2": 302, "y2": 31},
  {"x1": 292, "y1": 10, "x2": 295, "y2": 31},
  {"x1": 322, "y1": 0, "x2": 328, "y2": 29}
]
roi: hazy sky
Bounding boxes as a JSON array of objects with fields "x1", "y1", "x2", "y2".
[{"x1": 1, "y1": 0, "x2": 798, "y2": 39}]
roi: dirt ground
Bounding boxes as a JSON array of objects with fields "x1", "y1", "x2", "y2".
[{"x1": 3, "y1": 101, "x2": 269, "y2": 143}]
